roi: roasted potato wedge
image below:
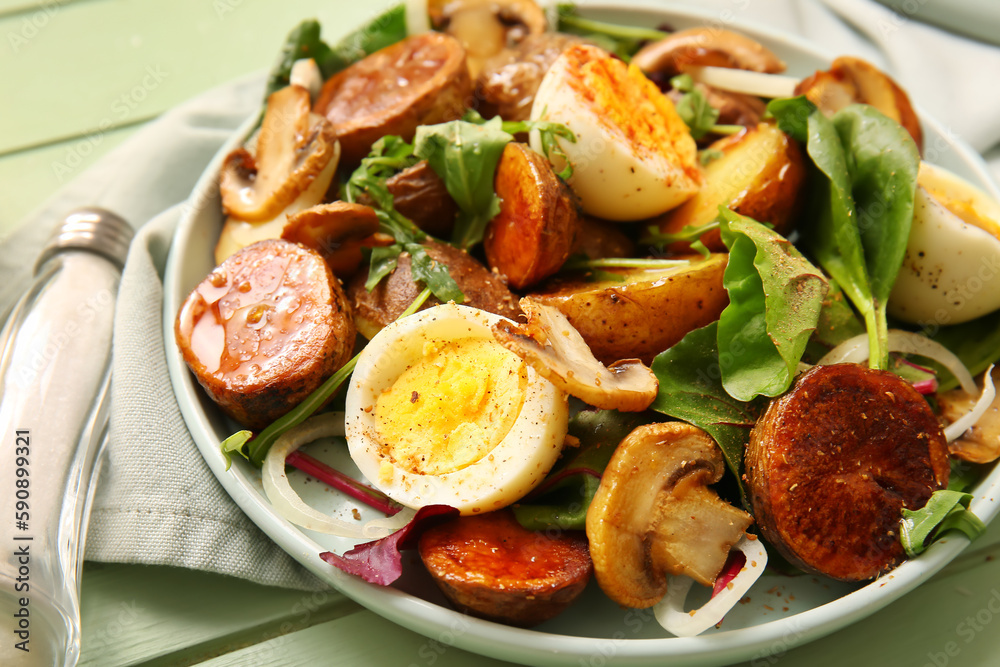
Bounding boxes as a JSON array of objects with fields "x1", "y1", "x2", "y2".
[
  {"x1": 347, "y1": 240, "x2": 522, "y2": 339},
  {"x1": 795, "y1": 56, "x2": 922, "y2": 152},
  {"x1": 176, "y1": 239, "x2": 355, "y2": 429},
  {"x1": 484, "y1": 142, "x2": 579, "y2": 289},
  {"x1": 529, "y1": 254, "x2": 729, "y2": 365},
  {"x1": 652, "y1": 122, "x2": 806, "y2": 252},
  {"x1": 315, "y1": 33, "x2": 472, "y2": 164},
  {"x1": 419, "y1": 509, "x2": 591, "y2": 627}
]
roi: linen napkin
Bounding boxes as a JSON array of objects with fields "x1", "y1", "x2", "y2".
[{"x1": 2, "y1": 0, "x2": 999, "y2": 593}]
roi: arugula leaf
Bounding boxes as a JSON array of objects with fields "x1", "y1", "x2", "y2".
[
  {"x1": 651, "y1": 322, "x2": 763, "y2": 507},
  {"x1": 642, "y1": 220, "x2": 717, "y2": 258},
  {"x1": 414, "y1": 118, "x2": 514, "y2": 249},
  {"x1": 407, "y1": 244, "x2": 465, "y2": 303},
  {"x1": 717, "y1": 208, "x2": 828, "y2": 401},
  {"x1": 264, "y1": 7, "x2": 406, "y2": 99},
  {"x1": 364, "y1": 245, "x2": 402, "y2": 292},
  {"x1": 900, "y1": 490, "x2": 985, "y2": 557},
  {"x1": 464, "y1": 109, "x2": 578, "y2": 180},
  {"x1": 670, "y1": 74, "x2": 720, "y2": 140}
]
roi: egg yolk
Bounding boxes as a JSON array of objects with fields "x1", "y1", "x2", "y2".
[{"x1": 373, "y1": 337, "x2": 528, "y2": 476}]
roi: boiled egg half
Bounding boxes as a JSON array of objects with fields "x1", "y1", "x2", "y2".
[
  {"x1": 529, "y1": 43, "x2": 701, "y2": 221},
  {"x1": 888, "y1": 162, "x2": 1000, "y2": 325},
  {"x1": 345, "y1": 303, "x2": 569, "y2": 515}
]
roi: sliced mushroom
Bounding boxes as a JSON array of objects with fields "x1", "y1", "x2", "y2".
[
  {"x1": 491, "y1": 297, "x2": 658, "y2": 412},
  {"x1": 220, "y1": 85, "x2": 339, "y2": 223},
  {"x1": 794, "y1": 56, "x2": 922, "y2": 151},
  {"x1": 281, "y1": 202, "x2": 390, "y2": 279},
  {"x1": 586, "y1": 422, "x2": 753, "y2": 609},
  {"x1": 429, "y1": 0, "x2": 548, "y2": 76},
  {"x1": 939, "y1": 366, "x2": 1000, "y2": 463},
  {"x1": 632, "y1": 27, "x2": 786, "y2": 76}
]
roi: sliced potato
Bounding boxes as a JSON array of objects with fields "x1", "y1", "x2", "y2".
[
  {"x1": 358, "y1": 160, "x2": 458, "y2": 238},
  {"x1": 652, "y1": 122, "x2": 806, "y2": 252},
  {"x1": 795, "y1": 56, "x2": 922, "y2": 152},
  {"x1": 571, "y1": 215, "x2": 635, "y2": 261},
  {"x1": 315, "y1": 33, "x2": 472, "y2": 164},
  {"x1": 484, "y1": 142, "x2": 579, "y2": 289},
  {"x1": 529, "y1": 254, "x2": 729, "y2": 365}
]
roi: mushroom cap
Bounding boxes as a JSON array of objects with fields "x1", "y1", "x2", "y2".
[
  {"x1": 220, "y1": 85, "x2": 339, "y2": 223},
  {"x1": 586, "y1": 422, "x2": 751, "y2": 608},
  {"x1": 632, "y1": 27, "x2": 786, "y2": 76},
  {"x1": 491, "y1": 297, "x2": 658, "y2": 412},
  {"x1": 281, "y1": 202, "x2": 383, "y2": 279}
]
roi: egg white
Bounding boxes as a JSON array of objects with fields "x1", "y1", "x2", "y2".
[
  {"x1": 529, "y1": 44, "x2": 701, "y2": 222},
  {"x1": 344, "y1": 303, "x2": 569, "y2": 515},
  {"x1": 888, "y1": 163, "x2": 1000, "y2": 325}
]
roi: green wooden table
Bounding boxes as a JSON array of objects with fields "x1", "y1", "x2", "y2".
[{"x1": 4, "y1": 0, "x2": 1000, "y2": 665}]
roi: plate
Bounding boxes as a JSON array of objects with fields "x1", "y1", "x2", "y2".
[{"x1": 163, "y1": 3, "x2": 1000, "y2": 665}]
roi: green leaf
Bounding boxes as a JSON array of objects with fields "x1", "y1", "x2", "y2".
[
  {"x1": 670, "y1": 74, "x2": 719, "y2": 140},
  {"x1": 832, "y1": 105, "x2": 919, "y2": 310},
  {"x1": 642, "y1": 220, "x2": 719, "y2": 256},
  {"x1": 263, "y1": 7, "x2": 407, "y2": 100},
  {"x1": 651, "y1": 322, "x2": 762, "y2": 508},
  {"x1": 406, "y1": 243, "x2": 465, "y2": 304},
  {"x1": 900, "y1": 490, "x2": 985, "y2": 557},
  {"x1": 364, "y1": 245, "x2": 402, "y2": 292},
  {"x1": 555, "y1": 3, "x2": 669, "y2": 60},
  {"x1": 220, "y1": 430, "x2": 253, "y2": 470},
  {"x1": 717, "y1": 209, "x2": 828, "y2": 401},
  {"x1": 766, "y1": 96, "x2": 813, "y2": 142},
  {"x1": 413, "y1": 118, "x2": 513, "y2": 249},
  {"x1": 803, "y1": 279, "x2": 866, "y2": 362}
]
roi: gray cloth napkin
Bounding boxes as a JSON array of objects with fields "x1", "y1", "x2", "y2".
[{"x1": 2, "y1": 0, "x2": 998, "y2": 593}]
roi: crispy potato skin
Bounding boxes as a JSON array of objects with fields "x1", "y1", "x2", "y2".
[
  {"x1": 419, "y1": 509, "x2": 592, "y2": 627},
  {"x1": 652, "y1": 123, "x2": 806, "y2": 252},
  {"x1": 485, "y1": 142, "x2": 579, "y2": 289},
  {"x1": 315, "y1": 33, "x2": 472, "y2": 164},
  {"x1": 175, "y1": 239, "x2": 355, "y2": 429},
  {"x1": 746, "y1": 363, "x2": 949, "y2": 581},
  {"x1": 795, "y1": 56, "x2": 922, "y2": 152},
  {"x1": 347, "y1": 240, "x2": 522, "y2": 339},
  {"x1": 529, "y1": 254, "x2": 729, "y2": 366}
]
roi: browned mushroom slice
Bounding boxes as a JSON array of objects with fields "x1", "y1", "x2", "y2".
[
  {"x1": 491, "y1": 297, "x2": 658, "y2": 412},
  {"x1": 939, "y1": 366, "x2": 1000, "y2": 463},
  {"x1": 429, "y1": 0, "x2": 548, "y2": 77},
  {"x1": 794, "y1": 56, "x2": 923, "y2": 151},
  {"x1": 476, "y1": 32, "x2": 588, "y2": 121},
  {"x1": 632, "y1": 27, "x2": 786, "y2": 76},
  {"x1": 585, "y1": 422, "x2": 753, "y2": 609},
  {"x1": 220, "y1": 85, "x2": 339, "y2": 223},
  {"x1": 281, "y1": 202, "x2": 390, "y2": 279}
]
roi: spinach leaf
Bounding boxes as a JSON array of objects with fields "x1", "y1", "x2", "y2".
[
  {"x1": 651, "y1": 322, "x2": 762, "y2": 507},
  {"x1": 717, "y1": 209, "x2": 828, "y2": 401},
  {"x1": 900, "y1": 490, "x2": 985, "y2": 557},
  {"x1": 803, "y1": 279, "x2": 865, "y2": 362},
  {"x1": 555, "y1": 3, "x2": 669, "y2": 60},
  {"x1": 264, "y1": 7, "x2": 406, "y2": 99},
  {"x1": 414, "y1": 118, "x2": 513, "y2": 249},
  {"x1": 464, "y1": 109, "x2": 578, "y2": 180},
  {"x1": 768, "y1": 97, "x2": 919, "y2": 371}
]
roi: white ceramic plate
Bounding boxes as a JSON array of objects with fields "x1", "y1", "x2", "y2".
[{"x1": 163, "y1": 3, "x2": 1000, "y2": 665}]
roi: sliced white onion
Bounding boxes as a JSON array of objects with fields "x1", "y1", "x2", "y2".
[
  {"x1": 263, "y1": 412, "x2": 398, "y2": 540},
  {"x1": 944, "y1": 364, "x2": 996, "y2": 442},
  {"x1": 654, "y1": 535, "x2": 768, "y2": 637},
  {"x1": 686, "y1": 65, "x2": 798, "y2": 99},
  {"x1": 405, "y1": 0, "x2": 431, "y2": 35},
  {"x1": 816, "y1": 330, "x2": 977, "y2": 395}
]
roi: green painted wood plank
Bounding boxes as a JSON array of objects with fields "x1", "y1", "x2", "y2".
[
  {"x1": 78, "y1": 563, "x2": 358, "y2": 667},
  {"x1": 197, "y1": 610, "x2": 519, "y2": 667},
  {"x1": 0, "y1": 123, "x2": 134, "y2": 234},
  {"x1": 0, "y1": 0, "x2": 396, "y2": 155}
]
